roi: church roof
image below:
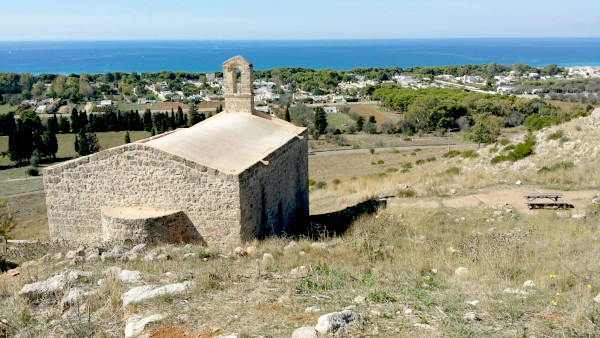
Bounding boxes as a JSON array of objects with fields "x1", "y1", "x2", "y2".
[{"x1": 142, "y1": 112, "x2": 305, "y2": 175}]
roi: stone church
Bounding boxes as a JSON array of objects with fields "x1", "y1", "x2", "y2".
[{"x1": 43, "y1": 56, "x2": 309, "y2": 247}]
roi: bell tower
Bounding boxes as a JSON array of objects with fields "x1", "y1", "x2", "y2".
[{"x1": 222, "y1": 56, "x2": 254, "y2": 113}]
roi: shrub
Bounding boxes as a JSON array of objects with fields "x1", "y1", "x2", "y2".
[
  {"x1": 403, "y1": 137, "x2": 412, "y2": 141},
  {"x1": 498, "y1": 138, "x2": 510, "y2": 145},
  {"x1": 308, "y1": 179, "x2": 316, "y2": 186},
  {"x1": 445, "y1": 167, "x2": 460, "y2": 175},
  {"x1": 314, "y1": 181, "x2": 327, "y2": 189},
  {"x1": 415, "y1": 159, "x2": 425, "y2": 165},
  {"x1": 489, "y1": 146, "x2": 498, "y2": 153},
  {"x1": 369, "y1": 291, "x2": 396, "y2": 303},
  {"x1": 333, "y1": 178, "x2": 341, "y2": 185},
  {"x1": 461, "y1": 150, "x2": 478, "y2": 158},
  {"x1": 507, "y1": 135, "x2": 536, "y2": 161},
  {"x1": 369, "y1": 148, "x2": 375, "y2": 155},
  {"x1": 538, "y1": 161, "x2": 575, "y2": 173},
  {"x1": 387, "y1": 167, "x2": 399, "y2": 172},
  {"x1": 491, "y1": 155, "x2": 509, "y2": 164},
  {"x1": 26, "y1": 166, "x2": 39, "y2": 176},
  {"x1": 0, "y1": 199, "x2": 16, "y2": 239},
  {"x1": 426, "y1": 156, "x2": 436, "y2": 162},
  {"x1": 546, "y1": 130, "x2": 564, "y2": 141},
  {"x1": 377, "y1": 160, "x2": 384, "y2": 165},
  {"x1": 443, "y1": 150, "x2": 460, "y2": 158}
]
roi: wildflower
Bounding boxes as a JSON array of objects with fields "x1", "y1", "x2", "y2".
[
  {"x1": 556, "y1": 292, "x2": 560, "y2": 296},
  {"x1": 549, "y1": 275, "x2": 556, "y2": 278},
  {"x1": 588, "y1": 284, "x2": 592, "y2": 289},
  {"x1": 551, "y1": 300, "x2": 557, "y2": 306}
]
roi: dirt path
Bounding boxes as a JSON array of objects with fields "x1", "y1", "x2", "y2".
[{"x1": 388, "y1": 186, "x2": 598, "y2": 215}]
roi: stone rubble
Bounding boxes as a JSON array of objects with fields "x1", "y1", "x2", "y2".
[
  {"x1": 19, "y1": 274, "x2": 67, "y2": 301},
  {"x1": 314, "y1": 310, "x2": 364, "y2": 335},
  {"x1": 122, "y1": 282, "x2": 190, "y2": 307},
  {"x1": 124, "y1": 314, "x2": 166, "y2": 338}
]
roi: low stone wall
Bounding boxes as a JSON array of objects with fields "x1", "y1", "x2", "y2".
[{"x1": 101, "y1": 206, "x2": 197, "y2": 245}]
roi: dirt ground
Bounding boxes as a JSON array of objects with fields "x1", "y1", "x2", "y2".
[{"x1": 388, "y1": 185, "x2": 598, "y2": 215}]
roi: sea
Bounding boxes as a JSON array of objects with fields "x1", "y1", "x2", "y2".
[{"x1": 0, "y1": 38, "x2": 599, "y2": 75}]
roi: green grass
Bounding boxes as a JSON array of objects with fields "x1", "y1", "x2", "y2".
[
  {"x1": 0, "y1": 130, "x2": 151, "y2": 171},
  {"x1": 326, "y1": 113, "x2": 354, "y2": 131},
  {"x1": 117, "y1": 103, "x2": 151, "y2": 112},
  {"x1": 0, "y1": 105, "x2": 19, "y2": 114}
]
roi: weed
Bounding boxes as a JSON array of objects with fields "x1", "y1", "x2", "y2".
[
  {"x1": 368, "y1": 291, "x2": 396, "y2": 303},
  {"x1": 547, "y1": 130, "x2": 564, "y2": 141},
  {"x1": 308, "y1": 179, "x2": 316, "y2": 186},
  {"x1": 416, "y1": 159, "x2": 425, "y2": 165},
  {"x1": 538, "y1": 162, "x2": 575, "y2": 173},
  {"x1": 443, "y1": 150, "x2": 461, "y2": 158},
  {"x1": 445, "y1": 167, "x2": 460, "y2": 175},
  {"x1": 333, "y1": 179, "x2": 341, "y2": 185},
  {"x1": 461, "y1": 150, "x2": 478, "y2": 158}
]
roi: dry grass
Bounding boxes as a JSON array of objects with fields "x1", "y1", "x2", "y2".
[{"x1": 2, "y1": 205, "x2": 600, "y2": 336}]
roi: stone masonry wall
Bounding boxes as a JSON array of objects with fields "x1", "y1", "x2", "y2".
[
  {"x1": 43, "y1": 143, "x2": 241, "y2": 247},
  {"x1": 238, "y1": 130, "x2": 309, "y2": 241}
]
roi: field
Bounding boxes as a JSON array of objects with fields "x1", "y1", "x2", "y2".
[
  {"x1": 0, "y1": 105, "x2": 19, "y2": 114},
  {"x1": 1, "y1": 112, "x2": 600, "y2": 336},
  {"x1": 545, "y1": 99, "x2": 600, "y2": 111},
  {"x1": 325, "y1": 113, "x2": 354, "y2": 130}
]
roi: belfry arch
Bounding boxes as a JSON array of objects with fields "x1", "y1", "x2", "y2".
[{"x1": 223, "y1": 56, "x2": 254, "y2": 113}]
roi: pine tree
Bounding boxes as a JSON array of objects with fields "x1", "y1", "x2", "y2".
[
  {"x1": 284, "y1": 107, "x2": 291, "y2": 122},
  {"x1": 188, "y1": 103, "x2": 203, "y2": 126},
  {"x1": 59, "y1": 116, "x2": 71, "y2": 133},
  {"x1": 124, "y1": 131, "x2": 131, "y2": 144},
  {"x1": 42, "y1": 131, "x2": 58, "y2": 158},
  {"x1": 356, "y1": 116, "x2": 364, "y2": 132}
]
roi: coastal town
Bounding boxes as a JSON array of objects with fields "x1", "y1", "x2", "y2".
[{"x1": 2, "y1": 65, "x2": 599, "y2": 119}]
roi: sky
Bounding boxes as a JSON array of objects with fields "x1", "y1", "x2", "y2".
[{"x1": 0, "y1": 0, "x2": 598, "y2": 41}]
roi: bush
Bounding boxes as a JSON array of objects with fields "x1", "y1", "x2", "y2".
[
  {"x1": 426, "y1": 156, "x2": 436, "y2": 162},
  {"x1": 461, "y1": 150, "x2": 478, "y2": 158},
  {"x1": 415, "y1": 159, "x2": 425, "y2": 165},
  {"x1": 498, "y1": 138, "x2": 510, "y2": 145},
  {"x1": 445, "y1": 167, "x2": 460, "y2": 175},
  {"x1": 377, "y1": 160, "x2": 384, "y2": 165},
  {"x1": 507, "y1": 135, "x2": 536, "y2": 161},
  {"x1": 546, "y1": 129, "x2": 564, "y2": 141},
  {"x1": 308, "y1": 179, "x2": 316, "y2": 186},
  {"x1": 26, "y1": 166, "x2": 39, "y2": 176},
  {"x1": 369, "y1": 148, "x2": 375, "y2": 155},
  {"x1": 333, "y1": 178, "x2": 341, "y2": 185},
  {"x1": 314, "y1": 181, "x2": 327, "y2": 189},
  {"x1": 387, "y1": 167, "x2": 398, "y2": 172},
  {"x1": 491, "y1": 155, "x2": 509, "y2": 164},
  {"x1": 0, "y1": 199, "x2": 16, "y2": 239},
  {"x1": 443, "y1": 150, "x2": 460, "y2": 158},
  {"x1": 538, "y1": 161, "x2": 575, "y2": 173}
]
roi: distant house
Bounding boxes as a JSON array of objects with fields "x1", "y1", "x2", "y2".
[
  {"x1": 323, "y1": 106, "x2": 338, "y2": 114},
  {"x1": 35, "y1": 105, "x2": 47, "y2": 114},
  {"x1": 100, "y1": 100, "x2": 114, "y2": 107},
  {"x1": 206, "y1": 73, "x2": 216, "y2": 82},
  {"x1": 331, "y1": 95, "x2": 345, "y2": 103}
]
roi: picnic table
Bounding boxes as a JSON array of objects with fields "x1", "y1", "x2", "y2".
[{"x1": 523, "y1": 192, "x2": 573, "y2": 209}]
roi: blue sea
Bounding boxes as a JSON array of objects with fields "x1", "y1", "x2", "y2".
[{"x1": 0, "y1": 38, "x2": 599, "y2": 74}]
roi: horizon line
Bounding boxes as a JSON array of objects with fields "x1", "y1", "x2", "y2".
[{"x1": 1, "y1": 36, "x2": 600, "y2": 43}]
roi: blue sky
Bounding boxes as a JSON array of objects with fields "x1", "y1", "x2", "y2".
[{"x1": 0, "y1": 0, "x2": 598, "y2": 40}]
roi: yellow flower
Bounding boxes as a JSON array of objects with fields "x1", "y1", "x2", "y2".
[
  {"x1": 588, "y1": 284, "x2": 592, "y2": 289},
  {"x1": 551, "y1": 300, "x2": 557, "y2": 306},
  {"x1": 556, "y1": 292, "x2": 560, "y2": 296},
  {"x1": 550, "y1": 275, "x2": 556, "y2": 278}
]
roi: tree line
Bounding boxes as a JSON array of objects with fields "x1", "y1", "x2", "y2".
[{"x1": 0, "y1": 105, "x2": 214, "y2": 163}]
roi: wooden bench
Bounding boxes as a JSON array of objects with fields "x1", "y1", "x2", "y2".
[{"x1": 523, "y1": 193, "x2": 573, "y2": 209}]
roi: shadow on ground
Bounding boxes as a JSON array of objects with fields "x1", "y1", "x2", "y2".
[
  {"x1": 0, "y1": 157, "x2": 73, "y2": 171},
  {"x1": 299, "y1": 198, "x2": 387, "y2": 240}
]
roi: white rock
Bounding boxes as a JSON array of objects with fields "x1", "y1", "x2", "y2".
[
  {"x1": 86, "y1": 252, "x2": 100, "y2": 262},
  {"x1": 572, "y1": 213, "x2": 586, "y2": 220},
  {"x1": 594, "y1": 293, "x2": 600, "y2": 304},
  {"x1": 65, "y1": 246, "x2": 86, "y2": 259},
  {"x1": 19, "y1": 274, "x2": 67, "y2": 300},
  {"x1": 291, "y1": 326, "x2": 317, "y2": 338},
  {"x1": 124, "y1": 314, "x2": 165, "y2": 338},
  {"x1": 314, "y1": 310, "x2": 363, "y2": 334},
  {"x1": 448, "y1": 247, "x2": 459, "y2": 254},
  {"x1": 155, "y1": 254, "x2": 171, "y2": 261},
  {"x1": 299, "y1": 251, "x2": 307, "y2": 256},
  {"x1": 466, "y1": 300, "x2": 479, "y2": 307},
  {"x1": 103, "y1": 266, "x2": 122, "y2": 278},
  {"x1": 118, "y1": 270, "x2": 142, "y2": 284},
  {"x1": 142, "y1": 252, "x2": 157, "y2": 262},
  {"x1": 262, "y1": 253, "x2": 274, "y2": 265},
  {"x1": 233, "y1": 247, "x2": 246, "y2": 257},
  {"x1": 404, "y1": 309, "x2": 413, "y2": 315},
  {"x1": 454, "y1": 267, "x2": 469, "y2": 276},
  {"x1": 122, "y1": 282, "x2": 190, "y2": 307},
  {"x1": 215, "y1": 335, "x2": 239, "y2": 338},
  {"x1": 129, "y1": 243, "x2": 147, "y2": 255},
  {"x1": 284, "y1": 241, "x2": 298, "y2": 250},
  {"x1": 522, "y1": 280, "x2": 536, "y2": 288},
  {"x1": 414, "y1": 323, "x2": 433, "y2": 330},
  {"x1": 183, "y1": 252, "x2": 198, "y2": 259},
  {"x1": 52, "y1": 252, "x2": 63, "y2": 260},
  {"x1": 289, "y1": 266, "x2": 309, "y2": 279},
  {"x1": 515, "y1": 180, "x2": 522, "y2": 185},
  {"x1": 353, "y1": 295, "x2": 366, "y2": 304},
  {"x1": 67, "y1": 270, "x2": 93, "y2": 283},
  {"x1": 61, "y1": 287, "x2": 93, "y2": 309},
  {"x1": 463, "y1": 312, "x2": 477, "y2": 321},
  {"x1": 370, "y1": 310, "x2": 381, "y2": 316},
  {"x1": 305, "y1": 306, "x2": 320, "y2": 313},
  {"x1": 431, "y1": 269, "x2": 438, "y2": 274},
  {"x1": 503, "y1": 288, "x2": 528, "y2": 296}
]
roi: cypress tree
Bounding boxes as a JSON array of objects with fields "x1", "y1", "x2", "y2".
[
  {"x1": 142, "y1": 109, "x2": 152, "y2": 131},
  {"x1": 42, "y1": 131, "x2": 58, "y2": 158},
  {"x1": 314, "y1": 107, "x2": 328, "y2": 135},
  {"x1": 71, "y1": 108, "x2": 80, "y2": 133},
  {"x1": 59, "y1": 116, "x2": 70, "y2": 133},
  {"x1": 284, "y1": 107, "x2": 291, "y2": 122},
  {"x1": 124, "y1": 131, "x2": 131, "y2": 144},
  {"x1": 74, "y1": 127, "x2": 100, "y2": 156},
  {"x1": 47, "y1": 113, "x2": 60, "y2": 134}
]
